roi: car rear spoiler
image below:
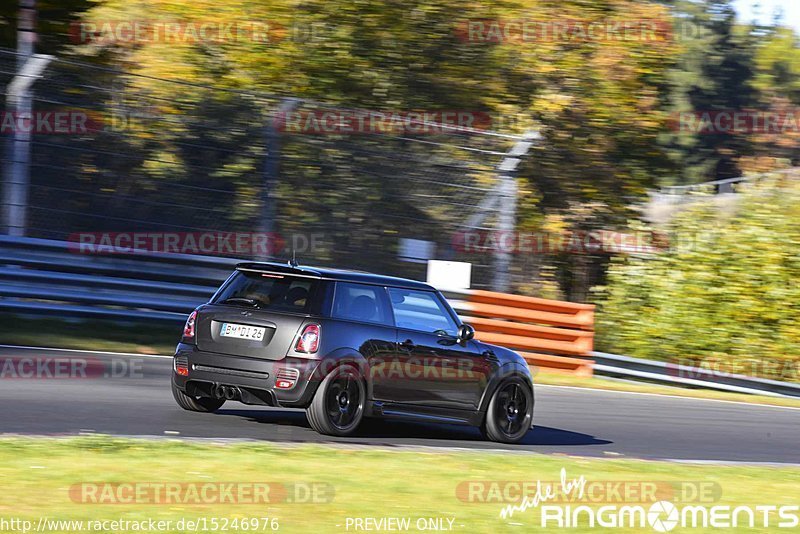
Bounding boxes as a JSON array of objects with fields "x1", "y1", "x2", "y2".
[{"x1": 235, "y1": 262, "x2": 324, "y2": 279}]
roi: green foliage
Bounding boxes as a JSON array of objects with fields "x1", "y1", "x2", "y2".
[
  {"x1": 595, "y1": 177, "x2": 800, "y2": 380},
  {"x1": 74, "y1": 0, "x2": 681, "y2": 212},
  {"x1": 0, "y1": 0, "x2": 94, "y2": 53},
  {"x1": 753, "y1": 27, "x2": 800, "y2": 104},
  {"x1": 49, "y1": 0, "x2": 683, "y2": 290},
  {"x1": 661, "y1": 0, "x2": 760, "y2": 183},
  {"x1": 9, "y1": 0, "x2": 800, "y2": 296},
  {"x1": 748, "y1": 27, "x2": 800, "y2": 169}
]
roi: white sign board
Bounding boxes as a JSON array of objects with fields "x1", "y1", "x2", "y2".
[
  {"x1": 427, "y1": 260, "x2": 471, "y2": 291},
  {"x1": 398, "y1": 238, "x2": 435, "y2": 264}
]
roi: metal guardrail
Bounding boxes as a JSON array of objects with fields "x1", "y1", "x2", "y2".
[
  {"x1": 1, "y1": 235, "x2": 799, "y2": 398},
  {"x1": 591, "y1": 351, "x2": 800, "y2": 399},
  {"x1": 0, "y1": 235, "x2": 232, "y2": 322},
  {"x1": 659, "y1": 167, "x2": 799, "y2": 195}
]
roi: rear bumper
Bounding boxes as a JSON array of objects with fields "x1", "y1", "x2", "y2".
[{"x1": 172, "y1": 343, "x2": 321, "y2": 408}]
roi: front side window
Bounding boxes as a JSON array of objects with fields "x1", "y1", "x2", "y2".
[
  {"x1": 213, "y1": 271, "x2": 316, "y2": 313},
  {"x1": 388, "y1": 288, "x2": 458, "y2": 335}
]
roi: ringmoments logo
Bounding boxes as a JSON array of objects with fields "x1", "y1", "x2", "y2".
[
  {"x1": 498, "y1": 469, "x2": 799, "y2": 531},
  {"x1": 540, "y1": 502, "x2": 800, "y2": 531}
]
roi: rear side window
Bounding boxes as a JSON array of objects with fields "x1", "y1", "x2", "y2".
[
  {"x1": 213, "y1": 271, "x2": 317, "y2": 313},
  {"x1": 332, "y1": 282, "x2": 393, "y2": 326},
  {"x1": 388, "y1": 288, "x2": 459, "y2": 335}
]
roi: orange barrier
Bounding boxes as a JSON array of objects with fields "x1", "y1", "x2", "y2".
[
  {"x1": 461, "y1": 290, "x2": 595, "y2": 376},
  {"x1": 520, "y1": 352, "x2": 595, "y2": 378}
]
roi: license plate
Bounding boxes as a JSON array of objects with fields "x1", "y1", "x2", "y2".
[{"x1": 220, "y1": 323, "x2": 266, "y2": 341}]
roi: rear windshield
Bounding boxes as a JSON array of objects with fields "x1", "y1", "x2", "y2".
[{"x1": 212, "y1": 271, "x2": 318, "y2": 313}]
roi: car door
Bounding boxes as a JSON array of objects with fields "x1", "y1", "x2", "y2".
[
  {"x1": 387, "y1": 287, "x2": 490, "y2": 410},
  {"x1": 330, "y1": 282, "x2": 398, "y2": 402}
]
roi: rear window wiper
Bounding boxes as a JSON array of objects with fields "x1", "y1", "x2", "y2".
[{"x1": 219, "y1": 297, "x2": 261, "y2": 308}]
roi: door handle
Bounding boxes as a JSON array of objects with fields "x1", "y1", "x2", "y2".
[{"x1": 398, "y1": 339, "x2": 415, "y2": 349}]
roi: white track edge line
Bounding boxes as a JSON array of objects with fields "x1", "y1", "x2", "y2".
[
  {"x1": 0, "y1": 344, "x2": 173, "y2": 359},
  {"x1": 537, "y1": 384, "x2": 800, "y2": 411}
]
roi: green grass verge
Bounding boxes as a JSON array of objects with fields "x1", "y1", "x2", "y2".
[
  {"x1": 0, "y1": 314, "x2": 179, "y2": 355},
  {"x1": 0, "y1": 437, "x2": 797, "y2": 533}
]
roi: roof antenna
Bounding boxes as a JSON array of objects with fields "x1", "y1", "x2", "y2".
[{"x1": 288, "y1": 246, "x2": 298, "y2": 268}]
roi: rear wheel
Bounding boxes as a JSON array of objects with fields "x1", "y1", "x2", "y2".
[
  {"x1": 483, "y1": 378, "x2": 533, "y2": 444},
  {"x1": 306, "y1": 366, "x2": 365, "y2": 436},
  {"x1": 171, "y1": 380, "x2": 225, "y2": 412}
]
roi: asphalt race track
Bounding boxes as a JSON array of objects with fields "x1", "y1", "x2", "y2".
[{"x1": 1, "y1": 346, "x2": 799, "y2": 464}]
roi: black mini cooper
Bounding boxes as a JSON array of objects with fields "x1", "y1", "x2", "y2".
[{"x1": 172, "y1": 262, "x2": 534, "y2": 443}]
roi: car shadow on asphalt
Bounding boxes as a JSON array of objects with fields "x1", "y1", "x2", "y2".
[{"x1": 216, "y1": 408, "x2": 611, "y2": 447}]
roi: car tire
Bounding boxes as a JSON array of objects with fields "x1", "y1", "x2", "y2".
[
  {"x1": 483, "y1": 377, "x2": 533, "y2": 444},
  {"x1": 171, "y1": 380, "x2": 225, "y2": 412},
  {"x1": 306, "y1": 365, "x2": 365, "y2": 437}
]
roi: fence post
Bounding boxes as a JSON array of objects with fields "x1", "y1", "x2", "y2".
[
  {"x1": 2, "y1": 0, "x2": 50, "y2": 237},
  {"x1": 258, "y1": 98, "x2": 299, "y2": 259},
  {"x1": 492, "y1": 130, "x2": 539, "y2": 292}
]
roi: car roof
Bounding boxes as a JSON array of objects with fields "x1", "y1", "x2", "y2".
[{"x1": 236, "y1": 262, "x2": 436, "y2": 291}]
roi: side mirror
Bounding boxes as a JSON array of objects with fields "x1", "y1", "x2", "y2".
[{"x1": 457, "y1": 323, "x2": 475, "y2": 343}]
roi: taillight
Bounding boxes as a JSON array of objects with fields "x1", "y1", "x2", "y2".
[
  {"x1": 275, "y1": 368, "x2": 300, "y2": 389},
  {"x1": 294, "y1": 324, "x2": 320, "y2": 354},
  {"x1": 174, "y1": 355, "x2": 189, "y2": 376},
  {"x1": 183, "y1": 310, "x2": 197, "y2": 341}
]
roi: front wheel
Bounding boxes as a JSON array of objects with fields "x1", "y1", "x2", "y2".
[
  {"x1": 171, "y1": 380, "x2": 225, "y2": 412},
  {"x1": 483, "y1": 378, "x2": 533, "y2": 444},
  {"x1": 306, "y1": 366, "x2": 365, "y2": 436}
]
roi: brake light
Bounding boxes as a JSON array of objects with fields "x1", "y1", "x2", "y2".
[
  {"x1": 295, "y1": 324, "x2": 320, "y2": 354},
  {"x1": 174, "y1": 355, "x2": 189, "y2": 376},
  {"x1": 183, "y1": 310, "x2": 197, "y2": 340},
  {"x1": 275, "y1": 368, "x2": 300, "y2": 389}
]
